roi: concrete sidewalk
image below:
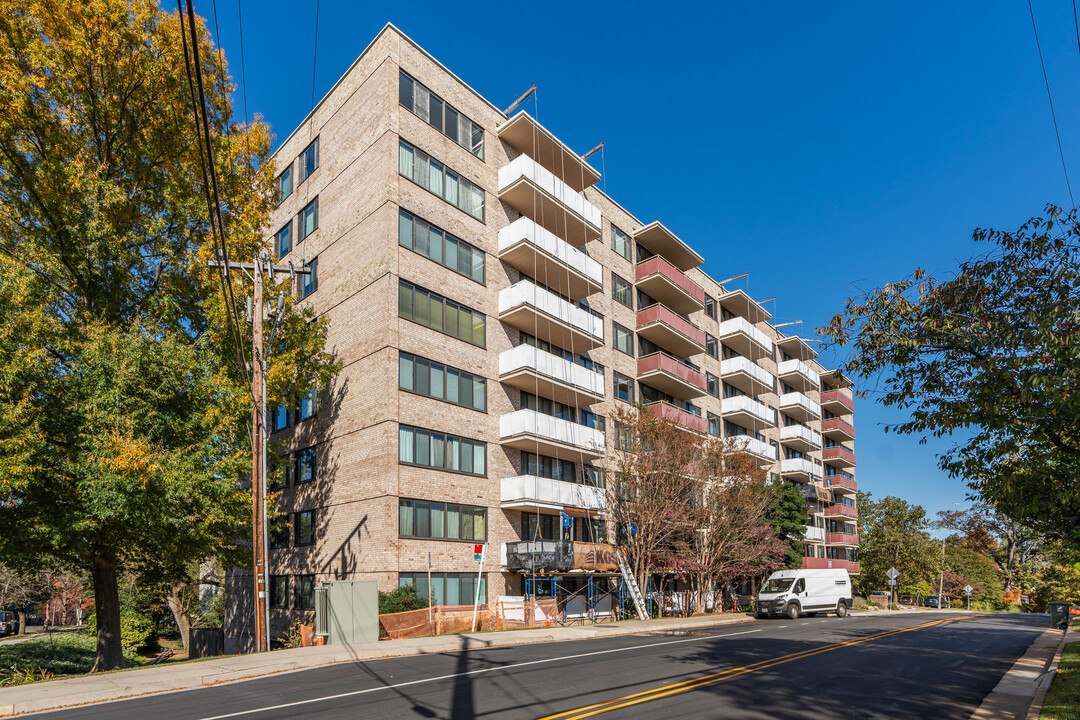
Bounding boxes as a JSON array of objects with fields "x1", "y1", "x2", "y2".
[
  {"x1": 969, "y1": 622, "x2": 1065, "y2": 720},
  {"x1": 0, "y1": 612, "x2": 757, "y2": 717}
]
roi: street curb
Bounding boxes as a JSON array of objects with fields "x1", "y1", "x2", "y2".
[{"x1": 1025, "y1": 624, "x2": 1071, "y2": 720}]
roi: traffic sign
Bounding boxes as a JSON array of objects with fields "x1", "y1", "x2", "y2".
[
  {"x1": 963, "y1": 585, "x2": 973, "y2": 596},
  {"x1": 473, "y1": 544, "x2": 484, "y2": 561},
  {"x1": 886, "y1": 567, "x2": 899, "y2": 581}
]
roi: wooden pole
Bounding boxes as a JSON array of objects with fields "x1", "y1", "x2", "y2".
[{"x1": 252, "y1": 255, "x2": 267, "y2": 653}]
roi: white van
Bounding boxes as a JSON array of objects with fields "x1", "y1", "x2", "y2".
[{"x1": 757, "y1": 568, "x2": 852, "y2": 619}]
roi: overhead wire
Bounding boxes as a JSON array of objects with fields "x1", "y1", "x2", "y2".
[
  {"x1": 311, "y1": 0, "x2": 320, "y2": 110},
  {"x1": 1028, "y1": 0, "x2": 1075, "y2": 207}
]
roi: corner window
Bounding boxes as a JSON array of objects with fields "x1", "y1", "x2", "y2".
[
  {"x1": 298, "y1": 137, "x2": 319, "y2": 184},
  {"x1": 277, "y1": 165, "x2": 292, "y2": 205},
  {"x1": 706, "y1": 372, "x2": 719, "y2": 397},
  {"x1": 295, "y1": 510, "x2": 316, "y2": 546},
  {"x1": 299, "y1": 197, "x2": 319, "y2": 240},
  {"x1": 705, "y1": 333, "x2": 718, "y2": 359},
  {"x1": 704, "y1": 295, "x2": 717, "y2": 320}
]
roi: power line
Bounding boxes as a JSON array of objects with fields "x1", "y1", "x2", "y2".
[
  {"x1": 237, "y1": 0, "x2": 248, "y2": 124},
  {"x1": 311, "y1": 0, "x2": 320, "y2": 109},
  {"x1": 1028, "y1": 0, "x2": 1075, "y2": 207}
]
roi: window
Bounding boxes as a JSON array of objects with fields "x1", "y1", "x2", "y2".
[
  {"x1": 296, "y1": 575, "x2": 315, "y2": 610},
  {"x1": 269, "y1": 576, "x2": 289, "y2": 609},
  {"x1": 298, "y1": 197, "x2": 319, "y2": 241},
  {"x1": 580, "y1": 409, "x2": 606, "y2": 433},
  {"x1": 705, "y1": 333, "x2": 718, "y2": 358},
  {"x1": 399, "y1": 499, "x2": 487, "y2": 541},
  {"x1": 398, "y1": 280, "x2": 486, "y2": 347},
  {"x1": 706, "y1": 372, "x2": 719, "y2": 397},
  {"x1": 298, "y1": 258, "x2": 317, "y2": 299},
  {"x1": 708, "y1": 412, "x2": 721, "y2": 437},
  {"x1": 299, "y1": 388, "x2": 316, "y2": 420},
  {"x1": 272, "y1": 406, "x2": 289, "y2": 432},
  {"x1": 613, "y1": 371, "x2": 634, "y2": 403},
  {"x1": 298, "y1": 137, "x2": 319, "y2": 183},
  {"x1": 398, "y1": 140, "x2": 484, "y2": 221},
  {"x1": 704, "y1": 295, "x2": 717, "y2": 320},
  {"x1": 613, "y1": 322, "x2": 634, "y2": 356},
  {"x1": 521, "y1": 391, "x2": 575, "y2": 422},
  {"x1": 521, "y1": 332, "x2": 571, "y2": 361},
  {"x1": 296, "y1": 446, "x2": 316, "y2": 484},
  {"x1": 398, "y1": 209, "x2": 485, "y2": 284},
  {"x1": 399, "y1": 72, "x2": 484, "y2": 159},
  {"x1": 612, "y1": 273, "x2": 633, "y2": 308},
  {"x1": 522, "y1": 451, "x2": 576, "y2": 482},
  {"x1": 277, "y1": 165, "x2": 292, "y2": 205},
  {"x1": 614, "y1": 423, "x2": 632, "y2": 451},
  {"x1": 295, "y1": 510, "x2": 316, "y2": 546},
  {"x1": 269, "y1": 518, "x2": 290, "y2": 548},
  {"x1": 400, "y1": 572, "x2": 486, "y2": 606},
  {"x1": 526, "y1": 513, "x2": 560, "y2": 541},
  {"x1": 269, "y1": 466, "x2": 288, "y2": 491},
  {"x1": 276, "y1": 222, "x2": 292, "y2": 259},
  {"x1": 612, "y1": 225, "x2": 632, "y2": 261},
  {"x1": 398, "y1": 425, "x2": 487, "y2": 476},
  {"x1": 399, "y1": 352, "x2": 486, "y2": 411}
]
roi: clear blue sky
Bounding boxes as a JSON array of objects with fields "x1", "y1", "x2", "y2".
[{"x1": 194, "y1": 0, "x2": 1080, "y2": 527}]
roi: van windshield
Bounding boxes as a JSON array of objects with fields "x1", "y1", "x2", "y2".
[{"x1": 762, "y1": 578, "x2": 794, "y2": 593}]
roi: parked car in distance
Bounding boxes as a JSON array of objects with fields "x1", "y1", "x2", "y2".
[
  {"x1": 868, "y1": 590, "x2": 890, "y2": 606},
  {"x1": 0, "y1": 611, "x2": 18, "y2": 636},
  {"x1": 923, "y1": 595, "x2": 941, "y2": 608},
  {"x1": 899, "y1": 594, "x2": 918, "y2": 606}
]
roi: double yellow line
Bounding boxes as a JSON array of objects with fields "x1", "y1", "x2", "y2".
[{"x1": 538, "y1": 615, "x2": 975, "y2": 720}]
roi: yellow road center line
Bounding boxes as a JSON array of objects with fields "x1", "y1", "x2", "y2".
[{"x1": 537, "y1": 615, "x2": 975, "y2": 720}]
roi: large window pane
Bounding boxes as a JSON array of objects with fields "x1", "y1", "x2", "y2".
[
  {"x1": 398, "y1": 141, "x2": 414, "y2": 178},
  {"x1": 398, "y1": 210, "x2": 413, "y2": 249},
  {"x1": 430, "y1": 363, "x2": 444, "y2": 399},
  {"x1": 398, "y1": 281, "x2": 413, "y2": 319},
  {"x1": 399, "y1": 426, "x2": 414, "y2": 463},
  {"x1": 399, "y1": 499, "x2": 413, "y2": 536},
  {"x1": 399, "y1": 353, "x2": 414, "y2": 391},
  {"x1": 430, "y1": 502, "x2": 445, "y2": 537}
]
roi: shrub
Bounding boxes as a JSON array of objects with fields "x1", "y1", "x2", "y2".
[
  {"x1": 87, "y1": 608, "x2": 155, "y2": 654},
  {"x1": 278, "y1": 621, "x2": 305, "y2": 649},
  {"x1": 379, "y1": 585, "x2": 430, "y2": 615}
]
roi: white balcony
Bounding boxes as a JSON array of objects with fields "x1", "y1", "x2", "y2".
[
  {"x1": 500, "y1": 409, "x2": 605, "y2": 459},
  {"x1": 804, "y1": 525, "x2": 826, "y2": 542},
  {"x1": 498, "y1": 217, "x2": 602, "y2": 301},
  {"x1": 729, "y1": 434, "x2": 778, "y2": 463},
  {"x1": 779, "y1": 392, "x2": 821, "y2": 422},
  {"x1": 499, "y1": 279, "x2": 604, "y2": 351},
  {"x1": 498, "y1": 154, "x2": 601, "y2": 246},
  {"x1": 716, "y1": 317, "x2": 773, "y2": 360},
  {"x1": 780, "y1": 457, "x2": 819, "y2": 482},
  {"x1": 722, "y1": 394, "x2": 775, "y2": 427},
  {"x1": 779, "y1": 424, "x2": 823, "y2": 451},
  {"x1": 720, "y1": 355, "x2": 775, "y2": 395},
  {"x1": 777, "y1": 359, "x2": 820, "y2": 393},
  {"x1": 499, "y1": 345, "x2": 604, "y2": 405},
  {"x1": 500, "y1": 475, "x2": 605, "y2": 514}
]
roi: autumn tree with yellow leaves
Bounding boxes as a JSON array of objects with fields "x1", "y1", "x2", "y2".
[{"x1": 0, "y1": 0, "x2": 336, "y2": 670}]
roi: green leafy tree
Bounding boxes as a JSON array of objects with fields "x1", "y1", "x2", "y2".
[
  {"x1": 0, "y1": 0, "x2": 336, "y2": 671},
  {"x1": 944, "y1": 545, "x2": 1003, "y2": 603},
  {"x1": 855, "y1": 492, "x2": 938, "y2": 594},
  {"x1": 819, "y1": 205, "x2": 1080, "y2": 545},
  {"x1": 767, "y1": 478, "x2": 808, "y2": 569}
]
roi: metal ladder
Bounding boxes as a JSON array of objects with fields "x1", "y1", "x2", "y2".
[{"x1": 617, "y1": 549, "x2": 649, "y2": 621}]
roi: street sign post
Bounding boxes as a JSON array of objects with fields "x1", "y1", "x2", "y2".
[
  {"x1": 964, "y1": 584, "x2": 973, "y2": 611},
  {"x1": 886, "y1": 568, "x2": 900, "y2": 609},
  {"x1": 471, "y1": 543, "x2": 487, "y2": 632}
]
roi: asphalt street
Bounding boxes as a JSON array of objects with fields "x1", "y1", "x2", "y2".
[{"x1": 29, "y1": 611, "x2": 1046, "y2": 720}]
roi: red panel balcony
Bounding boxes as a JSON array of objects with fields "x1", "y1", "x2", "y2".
[
  {"x1": 823, "y1": 445, "x2": 856, "y2": 468},
  {"x1": 637, "y1": 304, "x2": 706, "y2": 357},
  {"x1": 822, "y1": 417, "x2": 855, "y2": 442},
  {"x1": 644, "y1": 401, "x2": 708, "y2": 434},
  {"x1": 635, "y1": 256, "x2": 706, "y2": 315},
  {"x1": 826, "y1": 504, "x2": 858, "y2": 519},
  {"x1": 826, "y1": 475, "x2": 857, "y2": 494},
  {"x1": 825, "y1": 533, "x2": 859, "y2": 546},
  {"x1": 637, "y1": 352, "x2": 707, "y2": 399},
  {"x1": 821, "y1": 390, "x2": 854, "y2": 415},
  {"x1": 801, "y1": 557, "x2": 860, "y2": 573}
]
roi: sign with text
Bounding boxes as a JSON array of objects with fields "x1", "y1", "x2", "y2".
[{"x1": 572, "y1": 542, "x2": 619, "y2": 572}]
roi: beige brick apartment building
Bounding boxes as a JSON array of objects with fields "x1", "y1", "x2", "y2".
[{"x1": 224, "y1": 24, "x2": 859, "y2": 649}]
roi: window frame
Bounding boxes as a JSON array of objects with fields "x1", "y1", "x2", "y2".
[
  {"x1": 298, "y1": 258, "x2": 318, "y2": 299},
  {"x1": 398, "y1": 208, "x2": 485, "y2": 285},
  {"x1": 613, "y1": 371, "x2": 635, "y2": 403},
  {"x1": 295, "y1": 446, "x2": 316, "y2": 484},
  {"x1": 269, "y1": 575, "x2": 289, "y2": 609},
  {"x1": 295, "y1": 509, "x2": 316, "y2": 546},
  {"x1": 277, "y1": 164, "x2": 293, "y2": 206},
  {"x1": 398, "y1": 351, "x2": 487, "y2": 412},
  {"x1": 398, "y1": 71, "x2": 484, "y2": 159},
  {"x1": 611, "y1": 272, "x2": 633, "y2": 309},
  {"x1": 398, "y1": 424, "x2": 488, "y2": 478},
  {"x1": 296, "y1": 575, "x2": 315, "y2": 610},
  {"x1": 298, "y1": 137, "x2": 320, "y2": 184},
  {"x1": 611, "y1": 225, "x2": 632, "y2": 262},
  {"x1": 398, "y1": 498, "x2": 488, "y2": 542},
  {"x1": 612, "y1": 322, "x2": 634, "y2": 357},
  {"x1": 298, "y1": 197, "x2": 319, "y2": 241},
  {"x1": 398, "y1": 279, "x2": 486, "y2": 348}
]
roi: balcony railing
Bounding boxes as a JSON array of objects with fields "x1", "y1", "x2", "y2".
[
  {"x1": 804, "y1": 525, "x2": 826, "y2": 542},
  {"x1": 776, "y1": 359, "x2": 820, "y2": 391},
  {"x1": 499, "y1": 279, "x2": 604, "y2": 350},
  {"x1": 823, "y1": 444, "x2": 856, "y2": 467},
  {"x1": 500, "y1": 475, "x2": 605, "y2": 513},
  {"x1": 729, "y1": 434, "x2": 778, "y2": 462},
  {"x1": 645, "y1": 401, "x2": 708, "y2": 434},
  {"x1": 822, "y1": 416, "x2": 856, "y2": 441},
  {"x1": 780, "y1": 457, "x2": 818, "y2": 480},
  {"x1": 716, "y1": 317, "x2": 773, "y2": 359},
  {"x1": 500, "y1": 409, "x2": 605, "y2": 458},
  {"x1": 498, "y1": 155, "x2": 601, "y2": 246},
  {"x1": 636, "y1": 304, "x2": 706, "y2": 357},
  {"x1": 720, "y1": 355, "x2": 775, "y2": 395},
  {"x1": 497, "y1": 217, "x2": 602, "y2": 300},
  {"x1": 499, "y1": 344, "x2": 604, "y2": 403},
  {"x1": 825, "y1": 533, "x2": 859, "y2": 545},
  {"x1": 820, "y1": 390, "x2": 855, "y2": 414},
  {"x1": 635, "y1": 256, "x2": 705, "y2": 314},
  {"x1": 826, "y1": 475, "x2": 857, "y2": 493},
  {"x1": 779, "y1": 392, "x2": 821, "y2": 421},
  {"x1": 722, "y1": 394, "x2": 776, "y2": 426},
  {"x1": 637, "y1": 352, "x2": 707, "y2": 398},
  {"x1": 802, "y1": 557, "x2": 860, "y2": 573},
  {"x1": 826, "y1": 504, "x2": 858, "y2": 519},
  {"x1": 779, "y1": 424, "x2": 823, "y2": 449}
]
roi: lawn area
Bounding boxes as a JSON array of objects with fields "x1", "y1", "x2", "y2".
[
  {"x1": 1043, "y1": 639, "x2": 1080, "y2": 719},
  {"x1": 0, "y1": 633, "x2": 141, "y2": 686}
]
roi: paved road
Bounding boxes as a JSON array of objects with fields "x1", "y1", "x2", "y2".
[{"x1": 30, "y1": 611, "x2": 1046, "y2": 719}]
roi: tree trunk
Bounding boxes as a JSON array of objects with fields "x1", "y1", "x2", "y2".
[
  {"x1": 165, "y1": 582, "x2": 191, "y2": 649},
  {"x1": 16, "y1": 609, "x2": 27, "y2": 635},
  {"x1": 90, "y1": 553, "x2": 124, "y2": 672}
]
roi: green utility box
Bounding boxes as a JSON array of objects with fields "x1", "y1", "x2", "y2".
[{"x1": 1049, "y1": 601, "x2": 1073, "y2": 630}]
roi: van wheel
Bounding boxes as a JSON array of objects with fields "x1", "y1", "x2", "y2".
[
  {"x1": 836, "y1": 601, "x2": 848, "y2": 618},
  {"x1": 785, "y1": 603, "x2": 800, "y2": 620}
]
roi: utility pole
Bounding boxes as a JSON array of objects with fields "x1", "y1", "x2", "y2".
[{"x1": 209, "y1": 253, "x2": 310, "y2": 653}]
